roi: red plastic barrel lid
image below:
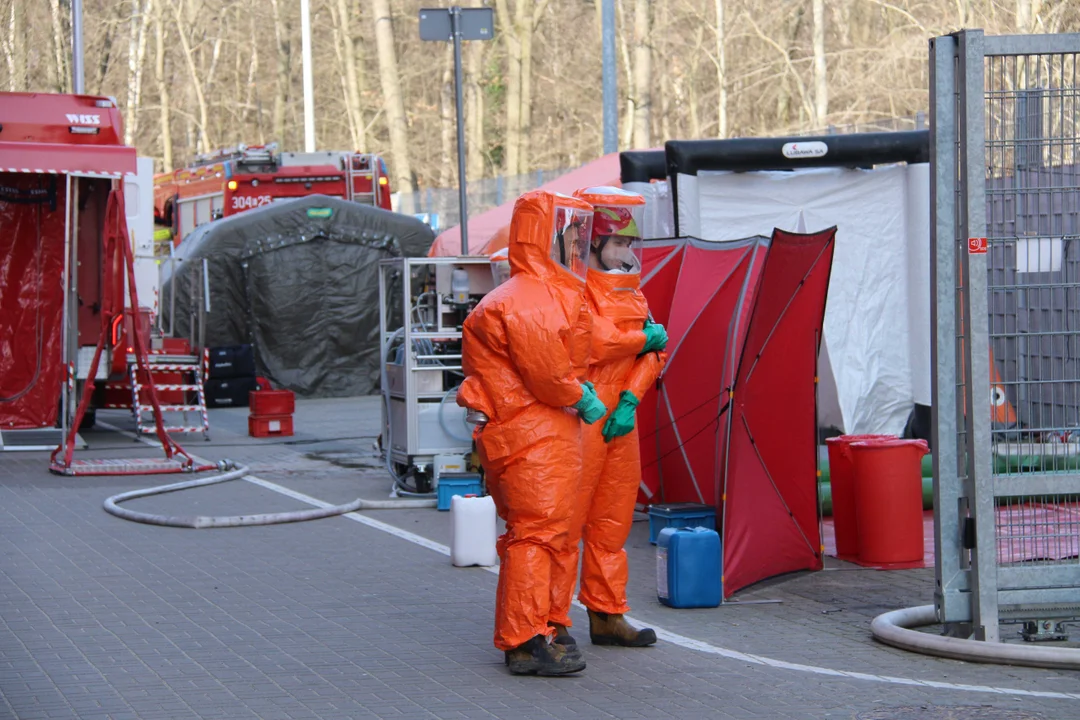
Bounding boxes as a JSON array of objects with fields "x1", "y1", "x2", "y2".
[
  {"x1": 849, "y1": 439, "x2": 929, "y2": 564},
  {"x1": 824, "y1": 434, "x2": 896, "y2": 558}
]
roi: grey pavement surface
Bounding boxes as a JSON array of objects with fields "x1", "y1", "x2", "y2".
[{"x1": 1, "y1": 396, "x2": 1077, "y2": 720}]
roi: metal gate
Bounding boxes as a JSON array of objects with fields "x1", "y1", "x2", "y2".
[{"x1": 931, "y1": 29, "x2": 1080, "y2": 642}]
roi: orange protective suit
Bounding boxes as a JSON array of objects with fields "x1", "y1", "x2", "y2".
[
  {"x1": 457, "y1": 189, "x2": 596, "y2": 652},
  {"x1": 549, "y1": 189, "x2": 666, "y2": 627}
]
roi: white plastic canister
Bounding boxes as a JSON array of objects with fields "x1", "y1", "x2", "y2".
[{"x1": 450, "y1": 494, "x2": 498, "y2": 567}]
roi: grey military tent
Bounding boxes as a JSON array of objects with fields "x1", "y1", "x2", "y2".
[{"x1": 160, "y1": 194, "x2": 434, "y2": 397}]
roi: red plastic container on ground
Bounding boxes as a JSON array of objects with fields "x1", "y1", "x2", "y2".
[
  {"x1": 248, "y1": 414, "x2": 294, "y2": 438},
  {"x1": 249, "y1": 389, "x2": 295, "y2": 416},
  {"x1": 825, "y1": 434, "x2": 896, "y2": 557},
  {"x1": 849, "y1": 438, "x2": 930, "y2": 564}
]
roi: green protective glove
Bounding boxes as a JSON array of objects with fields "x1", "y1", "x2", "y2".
[
  {"x1": 602, "y1": 391, "x2": 640, "y2": 442},
  {"x1": 641, "y1": 320, "x2": 668, "y2": 354},
  {"x1": 573, "y1": 382, "x2": 608, "y2": 425}
]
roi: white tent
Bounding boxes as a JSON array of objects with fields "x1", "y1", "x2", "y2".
[{"x1": 628, "y1": 136, "x2": 931, "y2": 436}]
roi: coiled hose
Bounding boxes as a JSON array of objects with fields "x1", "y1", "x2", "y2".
[{"x1": 103, "y1": 460, "x2": 434, "y2": 529}]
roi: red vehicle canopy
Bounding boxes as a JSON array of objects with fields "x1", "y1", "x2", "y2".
[{"x1": 0, "y1": 93, "x2": 136, "y2": 177}]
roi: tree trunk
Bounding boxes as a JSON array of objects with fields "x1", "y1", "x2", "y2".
[
  {"x1": 270, "y1": 0, "x2": 291, "y2": 145},
  {"x1": 4, "y1": 2, "x2": 26, "y2": 91},
  {"x1": 494, "y1": 0, "x2": 522, "y2": 175},
  {"x1": 334, "y1": 0, "x2": 365, "y2": 151},
  {"x1": 688, "y1": 25, "x2": 704, "y2": 138},
  {"x1": 439, "y1": 44, "x2": 455, "y2": 188},
  {"x1": 1016, "y1": 0, "x2": 1044, "y2": 31},
  {"x1": 617, "y1": 0, "x2": 634, "y2": 148},
  {"x1": 519, "y1": 14, "x2": 533, "y2": 174},
  {"x1": 96, "y1": 3, "x2": 124, "y2": 94},
  {"x1": 371, "y1": 0, "x2": 415, "y2": 194},
  {"x1": 517, "y1": 1, "x2": 548, "y2": 174},
  {"x1": 153, "y1": 0, "x2": 172, "y2": 171},
  {"x1": 812, "y1": 0, "x2": 827, "y2": 127},
  {"x1": 715, "y1": 0, "x2": 727, "y2": 138},
  {"x1": 631, "y1": 0, "x2": 651, "y2": 149},
  {"x1": 465, "y1": 35, "x2": 486, "y2": 180},
  {"x1": 169, "y1": 0, "x2": 212, "y2": 153},
  {"x1": 241, "y1": 12, "x2": 259, "y2": 137},
  {"x1": 48, "y1": 0, "x2": 68, "y2": 92},
  {"x1": 125, "y1": 0, "x2": 152, "y2": 146}
]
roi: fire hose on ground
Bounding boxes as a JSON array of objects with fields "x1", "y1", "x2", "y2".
[
  {"x1": 871, "y1": 605, "x2": 1080, "y2": 670},
  {"x1": 103, "y1": 460, "x2": 435, "y2": 529}
]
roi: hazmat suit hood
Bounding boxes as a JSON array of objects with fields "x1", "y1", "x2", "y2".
[{"x1": 508, "y1": 190, "x2": 594, "y2": 288}]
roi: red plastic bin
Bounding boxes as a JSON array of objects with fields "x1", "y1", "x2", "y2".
[
  {"x1": 248, "y1": 414, "x2": 294, "y2": 438},
  {"x1": 849, "y1": 438, "x2": 930, "y2": 564},
  {"x1": 249, "y1": 389, "x2": 295, "y2": 416},
  {"x1": 825, "y1": 434, "x2": 896, "y2": 558}
]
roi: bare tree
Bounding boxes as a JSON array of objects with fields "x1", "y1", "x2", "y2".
[
  {"x1": 371, "y1": 0, "x2": 415, "y2": 194},
  {"x1": 168, "y1": 0, "x2": 217, "y2": 153},
  {"x1": 812, "y1": 0, "x2": 827, "y2": 127},
  {"x1": 1016, "y1": 0, "x2": 1044, "y2": 31},
  {"x1": 6, "y1": 0, "x2": 1048, "y2": 198},
  {"x1": 715, "y1": 0, "x2": 727, "y2": 138},
  {"x1": 48, "y1": 0, "x2": 68, "y2": 92},
  {"x1": 494, "y1": 0, "x2": 549, "y2": 174},
  {"x1": 269, "y1": 0, "x2": 292, "y2": 147},
  {"x1": 3, "y1": 1, "x2": 26, "y2": 92},
  {"x1": 124, "y1": 0, "x2": 152, "y2": 146},
  {"x1": 631, "y1": 0, "x2": 652, "y2": 148},
  {"x1": 465, "y1": 32, "x2": 486, "y2": 179},
  {"x1": 332, "y1": 0, "x2": 365, "y2": 151},
  {"x1": 438, "y1": 44, "x2": 455, "y2": 188},
  {"x1": 153, "y1": 0, "x2": 172, "y2": 170}
]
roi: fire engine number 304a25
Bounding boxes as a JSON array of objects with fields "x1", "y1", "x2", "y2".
[{"x1": 231, "y1": 195, "x2": 272, "y2": 210}]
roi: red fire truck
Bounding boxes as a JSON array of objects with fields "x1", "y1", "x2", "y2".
[{"x1": 153, "y1": 144, "x2": 393, "y2": 246}]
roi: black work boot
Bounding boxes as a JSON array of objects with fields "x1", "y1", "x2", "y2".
[
  {"x1": 587, "y1": 609, "x2": 658, "y2": 647},
  {"x1": 548, "y1": 622, "x2": 578, "y2": 647},
  {"x1": 504, "y1": 634, "x2": 587, "y2": 676},
  {"x1": 548, "y1": 622, "x2": 583, "y2": 663}
]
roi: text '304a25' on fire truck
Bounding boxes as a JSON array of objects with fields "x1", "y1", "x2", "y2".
[{"x1": 152, "y1": 145, "x2": 393, "y2": 249}]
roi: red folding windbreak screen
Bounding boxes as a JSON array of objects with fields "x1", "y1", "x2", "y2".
[{"x1": 637, "y1": 228, "x2": 836, "y2": 596}]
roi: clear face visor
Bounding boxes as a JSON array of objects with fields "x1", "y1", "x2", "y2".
[
  {"x1": 550, "y1": 206, "x2": 593, "y2": 280},
  {"x1": 589, "y1": 204, "x2": 644, "y2": 274},
  {"x1": 490, "y1": 250, "x2": 511, "y2": 287}
]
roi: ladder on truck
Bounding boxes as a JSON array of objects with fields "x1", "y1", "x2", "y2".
[
  {"x1": 129, "y1": 353, "x2": 210, "y2": 440},
  {"x1": 344, "y1": 153, "x2": 383, "y2": 207}
]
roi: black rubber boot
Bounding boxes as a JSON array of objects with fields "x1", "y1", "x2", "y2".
[
  {"x1": 504, "y1": 634, "x2": 587, "y2": 676},
  {"x1": 588, "y1": 609, "x2": 658, "y2": 647}
]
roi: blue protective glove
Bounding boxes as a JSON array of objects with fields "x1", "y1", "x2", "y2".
[
  {"x1": 573, "y1": 382, "x2": 608, "y2": 425},
  {"x1": 641, "y1": 319, "x2": 668, "y2": 354},
  {"x1": 602, "y1": 391, "x2": 640, "y2": 442}
]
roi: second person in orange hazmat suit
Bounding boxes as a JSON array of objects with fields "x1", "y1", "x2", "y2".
[
  {"x1": 457, "y1": 190, "x2": 606, "y2": 676},
  {"x1": 548, "y1": 186, "x2": 669, "y2": 648}
]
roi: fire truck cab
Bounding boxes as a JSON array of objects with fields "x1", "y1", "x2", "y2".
[
  {"x1": 0, "y1": 92, "x2": 158, "y2": 449},
  {"x1": 154, "y1": 144, "x2": 392, "y2": 247}
]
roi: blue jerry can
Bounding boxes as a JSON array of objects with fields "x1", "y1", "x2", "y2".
[{"x1": 656, "y1": 526, "x2": 722, "y2": 608}]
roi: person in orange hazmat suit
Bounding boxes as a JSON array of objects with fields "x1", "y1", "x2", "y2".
[
  {"x1": 456, "y1": 189, "x2": 606, "y2": 676},
  {"x1": 548, "y1": 186, "x2": 669, "y2": 648}
]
